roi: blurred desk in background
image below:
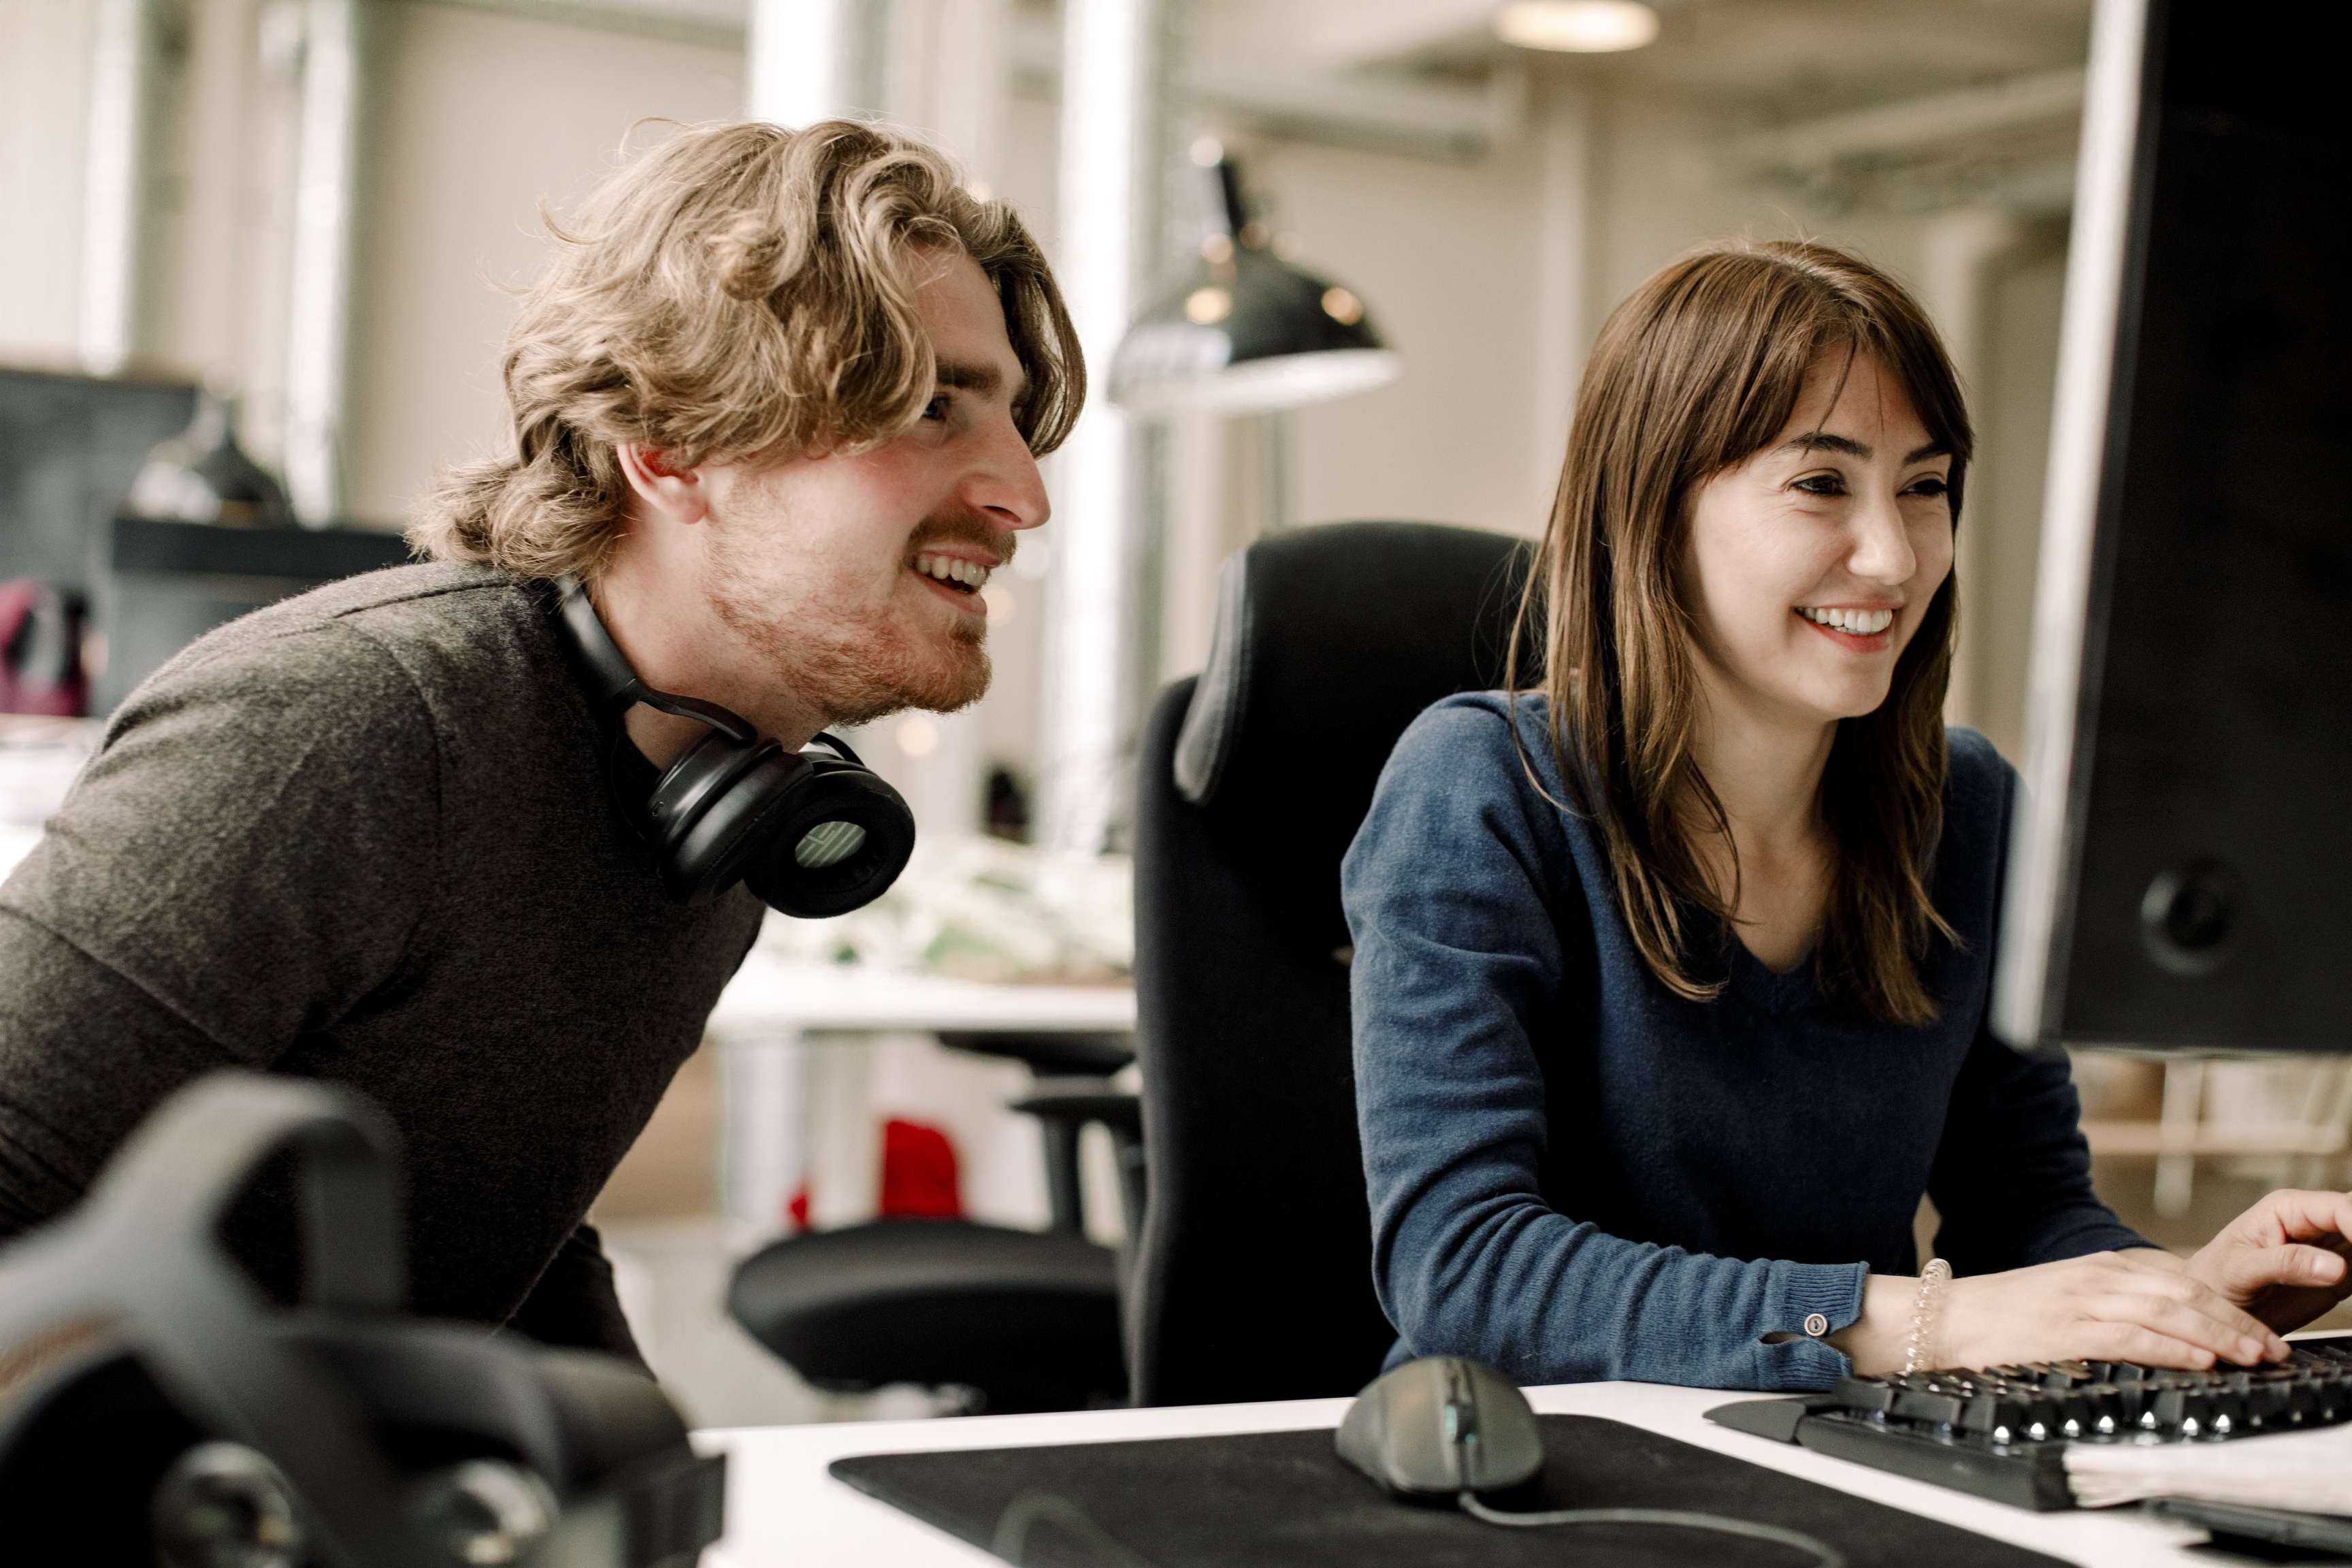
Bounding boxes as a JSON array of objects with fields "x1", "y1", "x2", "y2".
[
  {"x1": 96, "y1": 516, "x2": 412, "y2": 710},
  {"x1": 706, "y1": 953, "x2": 1137, "y2": 1235}
]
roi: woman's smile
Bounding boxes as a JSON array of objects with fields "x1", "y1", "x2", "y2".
[{"x1": 1795, "y1": 602, "x2": 1899, "y2": 653}]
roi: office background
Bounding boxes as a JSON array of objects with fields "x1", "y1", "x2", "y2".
[{"x1": 2, "y1": 0, "x2": 2338, "y2": 1428}]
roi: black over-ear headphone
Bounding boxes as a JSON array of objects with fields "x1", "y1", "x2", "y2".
[{"x1": 551, "y1": 574, "x2": 915, "y2": 918}]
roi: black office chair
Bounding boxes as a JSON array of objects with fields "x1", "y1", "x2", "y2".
[
  {"x1": 1126, "y1": 521, "x2": 1530, "y2": 1407},
  {"x1": 727, "y1": 1031, "x2": 1142, "y2": 1414}
]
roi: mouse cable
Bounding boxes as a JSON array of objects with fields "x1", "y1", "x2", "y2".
[
  {"x1": 1457, "y1": 1493, "x2": 1846, "y2": 1568},
  {"x1": 993, "y1": 1490, "x2": 1160, "y2": 1568}
]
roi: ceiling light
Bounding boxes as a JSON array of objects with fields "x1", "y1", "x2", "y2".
[{"x1": 1495, "y1": 0, "x2": 1659, "y2": 53}]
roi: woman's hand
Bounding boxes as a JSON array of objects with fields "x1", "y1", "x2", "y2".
[
  {"x1": 1941, "y1": 1252, "x2": 2289, "y2": 1371},
  {"x1": 1836, "y1": 1251, "x2": 2290, "y2": 1375},
  {"x1": 2184, "y1": 1188, "x2": 2352, "y2": 1334}
]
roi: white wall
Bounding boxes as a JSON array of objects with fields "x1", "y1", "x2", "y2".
[
  {"x1": 1585, "y1": 91, "x2": 1930, "y2": 337},
  {"x1": 0, "y1": 0, "x2": 294, "y2": 392},
  {"x1": 0, "y1": 1, "x2": 101, "y2": 364},
  {"x1": 340, "y1": 2, "x2": 745, "y2": 525},
  {"x1": 1266, "y1": 131, "x2": 1552, "y2": 538},
  {"x1": 144, "y1": 0, "x2": 278, "y2": 383}
]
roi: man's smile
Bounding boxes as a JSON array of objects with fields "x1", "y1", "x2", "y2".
[{"x1": 911, "y1": 549, "x2": 995, "y2": 614}]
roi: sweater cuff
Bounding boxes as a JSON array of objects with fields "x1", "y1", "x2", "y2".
[{"x1": 1754, "y1": 1260, "x2": 1868, "y2": 1392}]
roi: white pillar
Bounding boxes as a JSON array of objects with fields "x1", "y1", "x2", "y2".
[
  {"x1": 883, "y1": 0, "x2": 1010, "y2": 180},
  {"x1": 1039, "y1": 0, "x2": 1162, "y2": 854},
  {"x1": 748, "y1": 0, "x2": 884, "y2": 125},
  {"x1": 1914, "y1": 206, "x2": 2027, "y2": 730},
  {"x1": 77, "y1": 0, "x2": 152, "y2": 374},
  {"x1": 284, "y1": 0, "x2": 362, "y2": 524}
]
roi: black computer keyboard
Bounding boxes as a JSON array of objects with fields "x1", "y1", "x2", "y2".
[{"x1": 1706, "y1": 1340, "x2": 2352, "y2": 1511}]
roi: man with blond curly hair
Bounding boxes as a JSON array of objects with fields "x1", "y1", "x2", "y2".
[{"x1": 0, "y1": 120, "x2": 1082, "y2": 1360}]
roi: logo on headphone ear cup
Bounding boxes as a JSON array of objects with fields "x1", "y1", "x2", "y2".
[{"x1": 738, "y1": 758, "x2": 917, "y2": 918}]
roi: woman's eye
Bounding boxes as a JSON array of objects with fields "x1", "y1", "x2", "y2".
[
  {"x1": 1793, "y1": 473, "x2": 1846, "y2": 496},
  {"x1": 921, "y1": 394, "x2": 951, "y2": 422},
  {"x1": 1905, "y1": 476, "x2": 1950, "y2": 499}
]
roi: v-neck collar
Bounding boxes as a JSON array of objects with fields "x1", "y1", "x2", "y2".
[{"x1": 1723, "y1": 933, "x2": 1819, "y2": 1017}]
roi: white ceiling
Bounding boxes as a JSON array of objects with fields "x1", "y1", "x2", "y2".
[{"x1": 1196, "y1": 0, "x2": 2096, "y2": 118}]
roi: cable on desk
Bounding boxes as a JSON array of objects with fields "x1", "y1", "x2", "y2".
[
  {"x1": 1458, "y1": 1492, "x2": 1847, "y2": 1567},
  {"x1": 992, "y1": 1490, "x2": 1160, "y2": 1567}
]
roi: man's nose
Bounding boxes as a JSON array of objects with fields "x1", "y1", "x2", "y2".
[{"x1": 966, "y1": 416, "x2": 1051, "y2": 534}]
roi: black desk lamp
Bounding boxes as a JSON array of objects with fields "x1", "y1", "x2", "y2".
[{"x1": 1109, "y1": 149, "x2": 1400, "y2": 422}]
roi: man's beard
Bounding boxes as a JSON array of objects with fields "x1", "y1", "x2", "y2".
[{"x1": 702, "y1": 527, "x2": 993, "y2": 730}]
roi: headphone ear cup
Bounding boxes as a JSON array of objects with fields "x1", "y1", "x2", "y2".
[
  {"x1": 655, "y1": 742, "x2": 811, "y2": 901},
  {"x1": 739, "y1": 760, "x2": 915, "y2": 919},
  {"x1": 639, "y1": 734, "x2": 915, "y2": 915}
]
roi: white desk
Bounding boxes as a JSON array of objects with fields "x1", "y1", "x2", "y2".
[
  {"x1": 696, "y1": 1382, "x2": 2215, "y2": 1567},
  {"x1": 704, "y1": 952, "x2": 1137, "y2": 1231}
]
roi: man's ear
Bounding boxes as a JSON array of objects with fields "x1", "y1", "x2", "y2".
[{"x1": 617, "y1": 442, "x2": 711, "y2": 525}]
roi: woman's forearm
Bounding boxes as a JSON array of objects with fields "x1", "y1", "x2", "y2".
[
  {"x1": 1378, "y1": 1183, "x2": 1868, "y2": 1391},
  {"x1": 1827, "y1": 1272, "x2": 1919, "y2": 1375}
]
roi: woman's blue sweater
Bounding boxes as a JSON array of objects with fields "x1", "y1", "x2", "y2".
[{"x1": 1340, "y1": 692, "x2": 2144, "y2": 1392}]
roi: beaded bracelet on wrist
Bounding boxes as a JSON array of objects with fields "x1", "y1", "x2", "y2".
[{"x1": 1903, "y1": 1257, "x2": 1953, "y2": 1375}]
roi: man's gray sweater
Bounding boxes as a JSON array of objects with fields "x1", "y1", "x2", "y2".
[{"x1": 0, "y1": 561, "x2": 765, "y2": 1356}]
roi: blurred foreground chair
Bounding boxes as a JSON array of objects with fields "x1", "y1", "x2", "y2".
[
  {"x1": 727, "y1": 1030, "x2": 1141, "y2": 1414},
  {"x1": 1127, "y1": 521, "x2": 1529, "y2": 1407}
]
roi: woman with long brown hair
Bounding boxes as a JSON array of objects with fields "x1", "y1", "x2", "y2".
[{"x1": 1343, "y1": 238, "x2": 2352, "y2": 1390}]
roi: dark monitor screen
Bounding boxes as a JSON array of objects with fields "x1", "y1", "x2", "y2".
[
  {"x1": 0, "y1": 367, "x2": 199, "y2": 593},
  {"x1": 1991, "y1": 0, "x2": 2351, "y2": 1051}
]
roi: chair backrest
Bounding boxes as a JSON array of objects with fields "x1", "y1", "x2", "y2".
[{"x1": 1127, "y1": 521, "x2": 1531, "y2": 1407}]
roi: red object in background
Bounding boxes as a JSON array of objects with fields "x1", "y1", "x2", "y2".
[
  {"x1": 0, "y1": 580, "x2": 88, "y2": 716},
  {"x1": 878, "y1": 1118, "x2": 964, "y2": 1220},
  {"x1": 785, "y1": 1183, "x2": 811, "y2": 1232}
]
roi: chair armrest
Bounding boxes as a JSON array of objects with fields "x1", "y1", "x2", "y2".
[
  {"x1": 937, "y1": 1030, "x2": 1135, "y2": 1078},
  {"x1": 1007, "y1": 1087, "x2": 1141, "y2": 1139},
  {"x1": 1007, "y1": 1087, "x2": 1146, "y2": 1242}
]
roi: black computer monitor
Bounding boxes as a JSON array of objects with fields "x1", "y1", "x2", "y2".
[
  {"x1": 1990, "y1": 0, "x2": 2349, "y2": 1052},
  {"x1": 95, "y1": 516, "x2": 414, "y2": 713},
  {"x1": 0, "y1": 366, "x2": 199, "y2": 591}
]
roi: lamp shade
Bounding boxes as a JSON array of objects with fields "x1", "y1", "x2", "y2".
[
  {"x1": 124, "y1": 391, "x2": 295, "y2": 529},
  {"x1": 1109, "y1": 157, "x2": 1399, "y2": 417}
]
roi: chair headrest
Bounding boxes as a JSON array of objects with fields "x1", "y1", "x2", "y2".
[{"x1": 1172, "y1": 521, "x2": 1532, "y2": 828}]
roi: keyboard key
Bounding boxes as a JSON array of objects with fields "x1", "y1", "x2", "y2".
[
  {"x1": 2244, "y1": 1382, "x2": 2291, "y2": 1428},
  {"x1": 1891, "y1": 1388, "x2": 1966, "y2": 1426},
  {"x1": 2286, "y1": 1381, "x2": 2330, "y2": 1424},
  {"x1": 1833, "y1": 1377, "x2": 1896, "y2": 1416},
  {"x1": 1960, "y1": 1392, "x2": 2033, "y2": 1441}
]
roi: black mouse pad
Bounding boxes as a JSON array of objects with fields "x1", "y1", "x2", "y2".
[{"x1": 828, "y1": 1413, "x2": 2067, "y2": 1567}]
